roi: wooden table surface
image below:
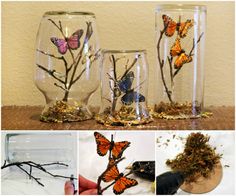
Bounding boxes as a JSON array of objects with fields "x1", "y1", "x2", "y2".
[{"x1": 1, "y1": 106, "x2": 235, "y2": 130}]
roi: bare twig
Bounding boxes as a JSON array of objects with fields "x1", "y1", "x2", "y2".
[
  {"x1": 120, "y1": 55, "x2": 140, "y2": 80},
  {"x1": 37, "y1": 64, "x2": 65, "y2": 84},
  {"x1": 173, "y1": 32, "x2": 204, "y2": 78},
  {"x1": 1, "y1": 160, "x2": 76, "y2": 187},
  {"x1": 157, "y1": 24, "x2": 173, "y2": 103}
]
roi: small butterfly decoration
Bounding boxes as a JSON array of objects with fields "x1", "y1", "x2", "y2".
[
  {"x1": 170, "y1": 38, "x2": 192, "y2": 69},
  {"x1": 114, "y1": 71, "x2": 145, "y2": 105},
  {"x1": 94, "y1": 132, "x2": 130, "y2": 159},
  {"x1": 51, "y1": 29, "x2": 84, "y2": 54},
  {"x1": 102, "y1": 164, "x2": 138, "y2": 194},
  {"x1": 162, "y1": 14, "x2": 194, "y2": 38}
]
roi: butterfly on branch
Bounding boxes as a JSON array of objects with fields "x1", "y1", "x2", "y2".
[
  {"x1": 94, "y1": 132, "x2": 130, "y2": 159},
  {"x1": 102, "y1": 164, "x2": 138, "y2": 195},
  {"x1": 51, "y1": 29, "x2": 84, "y2": 54},
  {"x1": 170, "y1": 38, "x2": 192, "y2": 69},
  {"x1": 162, "y1": 14, "x2": 194, "y2": 38},
  {"x1": 112, "y1": 71, "x2": 145, "y2": 105}
]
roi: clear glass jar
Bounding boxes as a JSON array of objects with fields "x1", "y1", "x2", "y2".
[
  {"x1": 155, "y1": 5, "x2": 206, "y2": 119},
  {"x1": 96, "y1": 50, "x2": 152, "y2": 126},
  {"x1": 35, "y1": 11, "x2": 100, "y2": 122},
  {"x1": 5, "y1": 133, "x2": 76, "y2": 167}
]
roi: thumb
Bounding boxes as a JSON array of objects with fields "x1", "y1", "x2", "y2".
[
  {"x1": 64, "y1": 181, "x2": 75, "y2": 195},
  {"x1": 80, "y1": 188, "x2": 98, "y2": 195}
]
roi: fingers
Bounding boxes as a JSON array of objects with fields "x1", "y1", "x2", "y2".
[
  {"x1": 80, "y1": 189, "x2": 98, "y2": 195},
  {"x1": 79, "y1": 175, "x2": 97, "y2": 189},
  {"x1": 64, "y1": 181, "x2": 75, "y2": 195}
]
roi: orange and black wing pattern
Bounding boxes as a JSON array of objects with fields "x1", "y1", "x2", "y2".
[
  {"x1": 94, "y1": 132, "x2": 111, "y2": 157},
  {"x1": 113, "y1": 176, "x2": 138, "y2": 195},
  {"x1": 112, "y1": 141, "x2": 130, "y2": 159},
  {"x1": 174, "y1": 53, "x2": 192, "y2": 69},
  {"x1": 162, "y1": 15, "x2": 177, "y2": 37},
  {"x1": 170, "y1": 38, "x2": 182, "y2": 57},
  {"x1": 102, "y1": 165, "x2": 120, "y2": 182},
  {"x1": 178, "y1": 19, "x2": 194, "y2": 38}
]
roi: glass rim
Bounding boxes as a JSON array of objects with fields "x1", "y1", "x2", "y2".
[
  {"x1": 102, "y1": 49, "x2": 147, "y2": 54},
  {"x1": 43, "y1": 11, "x2": 95, "y2": 17},
  {"x1": 156, "y1": 4, "x2": 207, "y2": 12}
]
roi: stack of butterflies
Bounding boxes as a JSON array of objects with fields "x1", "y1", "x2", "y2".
[
  {"x1": 162, "y1": 14, "x2": 194, "y2": 69},
  {"x1": 94, "y1": 132, "x2": 138, "y2": 195}
]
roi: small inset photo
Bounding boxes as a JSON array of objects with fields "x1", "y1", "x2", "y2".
[
  {"x1": 155, "y1": 131, "x2": 235, "y2": 195},
  {"x1": 1, "y1": 132, "x2": 78, "y2": 195},
  {"x1": 79, "y1": 131, "x2": 155, "y2": 195}
]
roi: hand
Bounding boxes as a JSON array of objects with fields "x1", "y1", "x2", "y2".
[
  {"x1": 79, "y1": 175, "x2": 98, "y2": 195},
  {"x1": 64, "y1": 175, "x2": 98, "y2": 195}
]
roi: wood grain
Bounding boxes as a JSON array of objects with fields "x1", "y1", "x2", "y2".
[{"x1": 1, "y1": 106, "x2": 235, "y2": 130}]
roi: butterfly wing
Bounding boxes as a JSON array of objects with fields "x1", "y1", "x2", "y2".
[
  {"x1": 50, "y1": 37, "x2": 68, "y2": 54},
  {"x1": 112, "y1": 141, "x2": 130, "y2": 159},
  {"x1": 162, "y1": 15, "x2": 177, "y2": 37},
  {"x1": 113, "y1": 176, "x2": 138, "y2": 195},
  {"x1": 170, "y1": 38, "x2": 182, "y2": 57},
  {"x1": 94, "y1": 132, "x2": 111, "y2": 156},
  {"x1": 121, "y1": 90, "x2": 145, "y2": 105},
  {"x1": 67, "y1": 29, "x2": 84, "y2": 49},
  {"x1": 178, "y1": 19, "x2": 194, "y2": 38},
  {"x1": 118, "y1": 71, "x2": 134, "y2": 93},
  {"x1": 174, "y1": 53, "x2": 192, "y2": 69},
  {"x1": 102, "y1": 165, "x2": 120, "y2": 182}
]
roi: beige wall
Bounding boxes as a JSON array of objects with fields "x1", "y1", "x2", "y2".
[{"x1": 2, "y1": 1, "x2": 235, "y2": 106}]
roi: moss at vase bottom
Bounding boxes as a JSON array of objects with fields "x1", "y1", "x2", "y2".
[
  {"x1": 96, "y1": 105, "x2": 153, "y2": 126},
  {"x1": 153, "y1": 101, "x2": 212, "y2": 120},
  {"x1": 40, "y1": 100, "x2": 92, "y2": 123}
]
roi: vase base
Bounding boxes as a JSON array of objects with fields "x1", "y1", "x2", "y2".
[
  {"x1": 40, "y1": 100, "x2": 92, "y2": 123},
  {"x1": 153, "y1": 101, "x2": 212, "y2": 120},
  {"x1": 96, "y1": 105, "x2": 153, "y2": 126}
]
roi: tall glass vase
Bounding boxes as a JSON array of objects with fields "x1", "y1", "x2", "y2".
[
  {"x1": 155, "y1": 5, "x2": 206, "y2": 119},
  {"x1": 35, "y1": 11, "x2": 100, "y2": 122},
  {"x1": 96, "y1": 50, "x2": 152, "y2": 126}
]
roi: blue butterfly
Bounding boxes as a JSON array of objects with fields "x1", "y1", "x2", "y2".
[{"x1": 117, "y1": 71, "x2": 145, "y2": 105}]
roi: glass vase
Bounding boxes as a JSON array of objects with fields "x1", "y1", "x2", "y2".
[
  {"x1": 96, "y1": 50, "x2": 152, "y2": 126},
  {"x1": 35, "y1": 11, "x2": 100, "y2": 123},
  {"x1": 5, "y1": 133, "x2": 76, "y2": 167},
  {"x1": 155, "y1": 5, "x2": 206, "y2": 119}
]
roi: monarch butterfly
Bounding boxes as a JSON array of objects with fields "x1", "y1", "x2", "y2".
[
  {"x1": 170, "y1": 38, "x2": 192, "y2": 69},
  {"x1": 94, "y1": 132, "x2": 130, "y2": 159},
  {"x1": 102, "y1": 164, "x2": 138, "y2": 194},
  {"x1": 162, "y1": 15, "x2": 194, "y2": 38}
]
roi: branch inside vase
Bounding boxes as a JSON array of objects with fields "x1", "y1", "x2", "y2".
[{"x1": 156, "y1": 24, "x2": 173, "y2": 103}]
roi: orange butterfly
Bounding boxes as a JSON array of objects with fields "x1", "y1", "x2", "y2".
[
  {"x1": 162, "y1": 14, "x2": 194, "y2": 38},
  {"x1": 94, "y1": 132, "x2": 130, "y2": 159},
  {"x1": 170, "y1": 38, "x2": 192, "y2": 69},
  {"x1": 102, "y1": 164, "x2": 138, "y2": 194}
]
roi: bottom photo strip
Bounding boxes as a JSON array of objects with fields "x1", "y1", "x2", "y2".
[{"x1": 1, "y1": 131, "x2": 235, "y2": 195}]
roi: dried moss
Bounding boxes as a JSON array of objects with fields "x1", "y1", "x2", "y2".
[
  {"x1": 40, "y1": 100, "x2": 92, "y2": 123},
  {"x1": 166, "y1": 132, "x2": 222, "y2": 183}
]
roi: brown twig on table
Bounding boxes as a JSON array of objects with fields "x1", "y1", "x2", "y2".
[
  {"x1": 157, "y1": 24, "x2": 173, "y2": 103},
  {"x1": 173, "y1": 32, "x2": 204, "y2": 78},
  {"x1": 1, "y1": 160, "x2": 76, "y2": 187}
]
